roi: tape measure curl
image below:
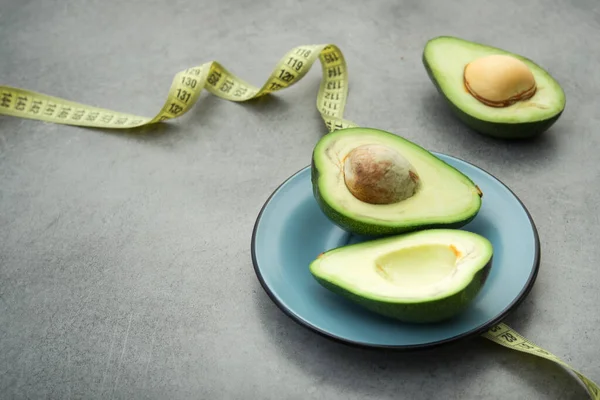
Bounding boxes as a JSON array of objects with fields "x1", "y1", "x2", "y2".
[
  {"x1": 0, "y1": 43, "x2": 598, "y2": 399},
  {"x1": 0, "y1": 44, "x2": 356, "y2": 132}
]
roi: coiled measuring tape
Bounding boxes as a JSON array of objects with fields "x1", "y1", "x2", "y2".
[{"x1": 0, "y1": 44, "x2": 598, "y2": 399}]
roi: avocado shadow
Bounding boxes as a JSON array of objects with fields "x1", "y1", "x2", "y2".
[{"x1": 420, "y1": 90, "x2": 560, "y2": 168}]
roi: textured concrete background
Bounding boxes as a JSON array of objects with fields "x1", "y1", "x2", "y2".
[{"x1": 1, "y1": 0, "x2": 599, "y2": 399}]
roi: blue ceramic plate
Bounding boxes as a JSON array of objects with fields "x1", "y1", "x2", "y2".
[{"x1": 251, "y1": 152, "x2": 540, "y2": 350}]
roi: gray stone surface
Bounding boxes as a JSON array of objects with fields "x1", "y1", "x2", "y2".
[{"x1": 1, "y1": 0, "x2": 599, "y2": 398}]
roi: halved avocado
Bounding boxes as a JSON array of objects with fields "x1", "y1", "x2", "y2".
[
  {"x1": 309, "y1": 229, "x2": 493, "y2": 323},
  {"x1": 311, "y1": 127, "x2": 482, "y2": 236},
  {"x1": 423, "y1": 36, "x2": 566, "y2": 139}
]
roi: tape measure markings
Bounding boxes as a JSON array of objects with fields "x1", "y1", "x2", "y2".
[
  {"x1": 0, "y1": 44, "x2": 349, "y2": 130},
  {"x1": 0, "y1": 43, "x2": 597, "y2": 399}
]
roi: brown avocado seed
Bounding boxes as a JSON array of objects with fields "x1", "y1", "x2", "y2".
[
  {"x1": 343, "y1": 144, "x2": 419, "y2": 205},
  {"x1": 464, "y1": 54, "x2": 537, "y2": 107}
]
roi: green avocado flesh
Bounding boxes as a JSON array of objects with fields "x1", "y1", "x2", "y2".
[
  {"x1": 423, "y1": 36, "x2": 566, "y2": 139},
  {"x1": 310, "y1": 229, "x2": 493, "y2": 323},
  {"x1": 311, "y1": 127, "x2": 482, "y2": 236}
]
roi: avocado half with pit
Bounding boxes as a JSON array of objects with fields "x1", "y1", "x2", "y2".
[
  {"x1": 423, "y1": 36, "x2": 566, "y2": 139},
  {"x1": 311, "y1": 127, "x2": 483, "y2": 236},
  {"x1": 310, "y1": 229, "x2": 493, "y2": 323}
]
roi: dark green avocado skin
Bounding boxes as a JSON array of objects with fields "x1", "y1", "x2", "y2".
[
  {"x1": 422, "y1": 53, "x2": 564, "y2": 140},
  {"x1": 312, "y1": 255, "x2": 493, "y2": 323},
  {"x1": 310, "y1": 150, "x2": 478, "y2": 237}
]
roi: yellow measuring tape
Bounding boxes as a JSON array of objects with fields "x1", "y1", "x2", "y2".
[
  {"x1": 0, "y1": 44, "x2": 356, "y2": 132},
  {"x1": 1, "y1": 44, "x2": 598, "y2": 398},
  {"x1": 483, "y1": 323, "x2": 599, "y2": 398}
]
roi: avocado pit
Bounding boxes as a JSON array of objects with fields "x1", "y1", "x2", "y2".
[
  {"x1": 343, "y1": 143, "x2": 419, "y2": 205},
  {"x1": 464, "y1": 54, "x2": 537, "y2": 107}
]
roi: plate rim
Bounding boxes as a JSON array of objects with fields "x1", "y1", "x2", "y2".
[{"x1": 250, "y1": 152, "x2": 541, "y2": 351}]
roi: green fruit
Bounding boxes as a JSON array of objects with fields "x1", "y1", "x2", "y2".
[
  {"x1": 311, "y1": 127, "x2": 483, "y2": 236},
  {"x1": 309, "y1": 229, "x2": 493, "y2": 323},
  {"x1": 423, "y1": 36, "x2": 566, "y2": 139}
]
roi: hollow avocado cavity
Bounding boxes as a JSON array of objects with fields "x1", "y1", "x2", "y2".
[{"x1": 374, "y1": 243, "x2": 459, "y2": 290}]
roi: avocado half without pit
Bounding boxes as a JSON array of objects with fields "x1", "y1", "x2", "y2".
[
  {"x1": 423, "y1": 36, "x2": 566, "y2": 139},
  {"x1": 311, "y1": 127, "x2": 483, "y2": 236},
  {"x1": 309, "y1": 229, "x2": 493, "y2": 323}
]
